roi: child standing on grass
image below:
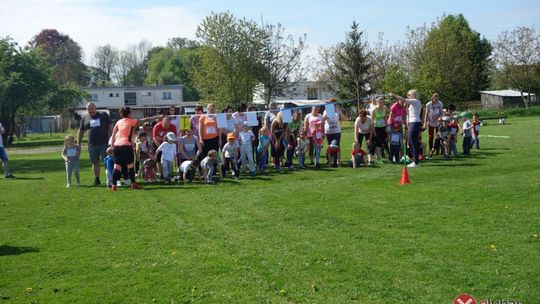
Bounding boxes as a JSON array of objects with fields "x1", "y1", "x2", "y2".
[
  {"x1": 460, "y1": 112, "x2": 473, "y2": 156},
  {"x1": 388, "y1": 124, "x2": 403, "y2": 163},
  {"x1": 104, "y1": 148, "x2": 114, "y2": 188},
  {"x1": 62, "y1": 135, "x2": 80, "y2": 187},
  {"x1": 221, "y1": 133, "x2": 240, "y2": 179},
  {"x1": 201, "y1": 150, "x2": 222, "y2": 184},
  {"x1": 239, "y1": 122, "x2": 256, "y2": 176},
  {"x1": 156, "y1": 132, "x2": 177, "y2": 183},
  {"x1": 257, "y1": 127, "x2": 271, "y2": 172},
  {"x1": 471, "y1": 113, "x2": 481, "y2": 150},
  {"x1": 448, "y1": 116, "x2": 460, "y2": 157},
  {"x1": 135, "y1": 132, "x2": 150, "y2": 178},
  {"x1": 312, "y1": 121, "x2": 324, "y2": 168},
  {"x1": 296, "y1": 130, "x2": 309, "y2": 169},
  {"x1": 438, "y1": 116, "x2": 452, "y2": 159}
]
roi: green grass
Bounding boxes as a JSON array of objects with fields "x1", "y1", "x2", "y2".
[{"x1": 1, "y1": 117, "x2": 539, "y2": 303}]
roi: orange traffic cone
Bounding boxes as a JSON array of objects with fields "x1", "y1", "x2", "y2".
[{"x1": 400, "y1": 167, "x2": 411, "y2": 185}]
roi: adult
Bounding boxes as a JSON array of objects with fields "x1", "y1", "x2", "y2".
[
  {"x1": 190, "y1": 105, "x2": 204, "y2": 136},
  {"x1": 353, "y1": 109, "x2": 374, "y2": 165},
  {"x1": 0, "y1": 122, "x2": 15, "y2": 178},
  {"x1": 232, "y1": 103, "x2": 248, "y2": 136},
  {"x1": 424, "y1": 93, "x2": 444, "y2": 156},
  {"x1": 198, "y1": 103, "x2": 221, "y2": 161},
  {"x1": 270, "y1": 112, "x2": 288, "y2": 170},
  {"x1": 178, "y1": 128, "x2": 202, "y2": 163},
  {"x1": 77, "y1": 102, "x2": 112, "y2": 185},
  {"x1": 220, "y1": 106, "x2": 235, "y2": 149},
  {"x1": 167, "y1": 106, "x2": 179, "y2": 132},
  {"x1": 108, "y1": 107, "x2": 159, "y2": 190},
  {"x1": 263, "y1": 102, "x2": 278, "y2": 129},
  {"x1": 152, "y1": 116, "x2": 177, "y2": 179},
  {"x1": 370, "y1": 97, "x2": 389, "y2": 162},
  {"x1": 285, "y1": 111, "x2": 302, "y2": 169},
  {"x1": 323, "y1": 99, "x2": 348, "y2": 146},
  {"x1": 391, "y1": 90, "x2": 423, "y2": 168},
  {"x1": 303, "y1": 106, "x2": 324, "y2": 165}
]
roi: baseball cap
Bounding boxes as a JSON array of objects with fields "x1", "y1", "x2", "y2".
[
  {"x1": 227, "y1": 133, "x2": 235, "y2": 140},
  {"x1": 166, "y1": 132, "x2": 176, "y2": 141}
]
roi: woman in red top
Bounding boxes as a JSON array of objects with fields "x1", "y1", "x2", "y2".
[{"x1": 108, "y1": 107, "x2": 160, "y2": 190}]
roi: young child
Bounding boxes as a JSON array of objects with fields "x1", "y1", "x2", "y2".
[
  {"x1": 350, "y1": 141, "x2": 367, "y2": 168},
  {"x1": 179, "y1": 159, "x2": 201, "y2": 183},
  {"x1": 296, "y1": 130, "x2": 309, "y2": 169},
  {"x1": 104, "y1": 148, "x2": 114, "y2": 188},
  {"x1": 326, "y1": 139, "x2": 341, "y2": 167},
  {"x1": 201, "y1": 150, "x2": 222, "y2": 184},
  {"x1": 388, "y1": 124, "x2": 403, "y2": 163},
  {"x1": 257, "y1": 127, "x2": 271, "y2": 172},
  {"x1": 142, "y1": 157, "x2": 157, "y2": 183},
  {"x1": 62, "y1": 135, "x2": 80, "y2": 187},
  {"x1": 312, "y1": 121, "x2": 324, "y2": 168},
  {"x1": 471, "y1": 113, "x2": 481, "y2": 150},
  {"x1": 460, "y1": 112, "x2": 473, "y2": 155},
  {"x1": 438, "y1": 116, "x2": 452, "y2": 159},
  {"x1": 135, "y1": 132, "x2": 150, "y2": 178},
  {"x1": 239, "y1": 122, "x2": 256, "y2": 176},
  {"x1": 427, "y1": 118, "x2": 443, "y2": 159},
  {"x1": 156, "y1": 132, "x2": 177, "y2": 183},
  {"x1": 221, "y1": 133, "x2": 240, "y2": 179},
  {"x1": 448, "y1": 116, "x2": 460, "y2": 157}
]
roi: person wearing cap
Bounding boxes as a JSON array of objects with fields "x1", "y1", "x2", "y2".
[
  {"x1": 390, "y1": 90, "x2": 423, "y2": 168},
  {"x1": 221, "y1": 133, "x2": 240, "y2": 179},
  {"x1": 460, "y1": 111, "x2": 473, "y2": 156},
  {"x1": 156, "y1": 132, "x2": 178, "y2": 183},
  {"x1": 424, "y1": 93, "x2": 444, "y2": 156},
  {"x1": 108, "y1": 107, "x2": 161, "y2": 190},
  {"x1": 326, "y1": 139, "x2": 341, "y2": 167},
  {"x1": 152, "y1": 115, "x2": 177, "y2": 179}
]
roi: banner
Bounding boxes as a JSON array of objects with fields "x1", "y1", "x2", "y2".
[
  {"x1": 281, "y1": 109, "x2": 292, "y2": 123},
  {"x1": 217, "y1": 113, "x2": 228, "y2": 129},
  {"x1": 179, "y1": 115, "x2": 190, "y2": 131}
]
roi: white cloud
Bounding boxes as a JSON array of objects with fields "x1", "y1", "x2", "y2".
[{"x1": 0, "y1": 0, "x2": 202, "y2": 63}]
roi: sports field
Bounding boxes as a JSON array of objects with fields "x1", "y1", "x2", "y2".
[{"x1": 1, "y1": 116, "x2": 539, "y2": 303}]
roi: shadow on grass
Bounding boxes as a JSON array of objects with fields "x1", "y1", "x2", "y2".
[
  {"x1": 2, "y1": 176, "x2": 45, "y2": 181},
  {"x1": 10, "y1": 158, "x2": 68, "y2": 173},
  {"x1": 0, "y1": 245, "x2": 39, "y2": 256},
  {"x1": 9, "y1": 139, "x2": 66, "y2": 149}
]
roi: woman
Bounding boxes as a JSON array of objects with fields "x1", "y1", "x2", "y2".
[
  {"x1": 108, "y1": 107, "x2": 160, "y2": 190},
  {"x1": 370, "y1": 97, "x2": 388, "y2": 163},
  {"x1": 424, "y1": 93, "x2": 444, "y2": 156},
  {"x1": 354, "y1": 109, "x2": 374, "y2": 165},
  {"x1": 303, "y1": 106, "x2": 324, "y2": 165},
  {"x1": 220, "y1": 106, "x2": 235, "y2": 149},
  {"x1": 198, "y1": 103, "x2": 221, "y2": 161},
  {"x1": 270, "y1": 112, "x2": 288, "y2": 171},
  {"x1": 391, "y1": 90, "x2": 423, "y2": 168},
  {"x1": 178, "y1": 128, "x2": 202, "y2": 163},
  {"x1": 285, "y1": 111, "x2": 301, "y2": 169},
  {"x1": 323, "y1": 99, "x2": 348, "y2": 146}
]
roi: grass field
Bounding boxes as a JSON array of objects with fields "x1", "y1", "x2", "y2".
[{"x1": 1, "y1": 117, "x2": 539, "y2": 303}]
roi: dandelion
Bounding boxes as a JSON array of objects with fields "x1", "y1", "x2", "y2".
[
  {"x1": 490, "y1": 244, "x2": 497, "y2": 251},
  {"x1": 279, "y1": 289, "x2": 286, "y2": 296},
  {"x1": 171, "y1": 251, "x2": 177, "y2": 256},
  {"x1": 26, "y1": 287, "x2": 32, "y2": 293},
  {"x1": 533, "y1": 234, "x2": 538, "y2": 238}
]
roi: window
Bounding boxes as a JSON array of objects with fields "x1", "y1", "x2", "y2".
[
  {"x1": 163, "y1": 92, "x2": 172, "y2": 100},
  {"x1": 115, "y1": 93, "x2": 120, "y2": 97},
  {"x1": 307, "y1": 87, "x2": 318, "y2": 100},
  {"x1": 91, "y1": 93, "x2": 98, "y2": 101},
  {"x1": 147, "y1": 92, "x2": 152, "y2": 96},
  {"x1": 124, "y1": 92, "x2": 137, "y2": 106},
  {"x1": 109, "y1": 93, "x2": 113, "y2": 97}
]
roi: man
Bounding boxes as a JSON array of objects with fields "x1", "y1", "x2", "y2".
[
  {"x1": 0, "y1": 122, "x2": 15, "y2": 178},
  {"x1": 152, "y1": 115, "x2": 177, "y2": 179},
  {"x1": 77, "y1": 102, "x2": 112, "y2": 185}
]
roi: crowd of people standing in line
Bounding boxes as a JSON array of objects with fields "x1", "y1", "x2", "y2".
[{"x1": 68, "y1": 89, "x2": 481, "y2": 189}]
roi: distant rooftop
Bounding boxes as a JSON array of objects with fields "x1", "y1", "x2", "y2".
[
  {"x1": 480, "y1": 90, "x2": 535, "y2": 97},
  {"x1": 83, "y1": 85, "x2": 183, "y2": 90}
]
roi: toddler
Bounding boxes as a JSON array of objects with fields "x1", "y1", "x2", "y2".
[{"x1": 62, "y1": 135, "x2": 80, "y2": 187}]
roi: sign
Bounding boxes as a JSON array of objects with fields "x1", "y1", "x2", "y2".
[
  {"x1": 281, "y1": 109, "x2": 292, "y2": 123},
  {"x1": 217, "y1": 113, "x2": 228, "y2": 129},
  {"x1": 247, "y1": 112, "x2": 259, "y2": 127},
  {"x1": 179, "y1": 115, "x2": 190, "y2": 131},
  {"x1": 325, "y1": 103, "x2": 335, "y2": 117}
]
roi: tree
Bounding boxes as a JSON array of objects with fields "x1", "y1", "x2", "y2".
[
  {"x1": 408, "y1": 14, "x2": 492, "y2": 102},
  {"x1": 493, "y1": 26, "x2": 540, "y2": 108},
  {"x1": 195, "y1": 11, "x2": 265, "y2": 108},
  {"x1": 92, "y1": 44, "x2": 118, "y2": 83},
  {"x1": 29, "y1": 29, "x2": 88, "y2": 85},
  {"x1": 319, "y1": 21, "x2": 372, "y2": 104},
  {"x1": 370, "y1": 33, "x2": 406, "y2": 93},
  {"x1": 115, "y1": 50, "x2": 136, "y2": 86},
  {"x1": 167, "y1": 37, "x2": 199, "y2": 49},
  {"x1": 257, "y1": 22, "x2": 308, "y2": 104}
]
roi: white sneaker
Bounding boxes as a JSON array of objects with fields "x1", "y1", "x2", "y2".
[
  {"x1": 66, "y1": 183, "x2": 71, "y2": 188},
  {"x1": 407, "y1": 162, "x2": 418, "y2": 168}
]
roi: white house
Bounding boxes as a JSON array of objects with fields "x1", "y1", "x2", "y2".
[
  {"x1": 81, "y1": 85, "x2": 184, "y2": 109},
  {"x1": 253, "y1": 81, "x2": 338, "y2": 103}
]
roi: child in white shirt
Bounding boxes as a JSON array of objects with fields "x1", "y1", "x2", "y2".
[
  {"x1": 156, "y1": 132, "x2": 177, "y2": 183},
  {"x1": 238, "y1": 122, "x2": 256, "y2": 176}
]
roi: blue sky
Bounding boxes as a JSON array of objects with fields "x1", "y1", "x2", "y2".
[{"x1": 1, "y1": 0, "x2": 539, "y2": 67}]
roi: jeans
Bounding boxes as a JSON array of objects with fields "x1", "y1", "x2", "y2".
[
  {"x1": 389, "y1": 144, "x2": 401, "y2": 162},
  {"x1": 161, "y1": 159, "x2": 174, "y2": 180},
  {"x1": 240, "y1": 144, "x2": 255, "y2": 173},
  {"x1": 462, "y1": 137, "x2": 472, "y2": 155},
  {"x1": 408, "y1": 122, "x2": 422, "y2": 164},
  {"x1": 314, "y1": 144, "x2": 322, "y2": 165}
]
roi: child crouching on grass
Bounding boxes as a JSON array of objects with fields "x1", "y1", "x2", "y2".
[
  {"x1": 326, "y1": 139, "x2": 340, "y2": 167},
  {"x1": 62, "y1": 135, "x2": 80, "y2": 187},
  {"x1": 350, "y1": 141, "x2": 367, "y2": 168},
  {"x1": 179, "y1": 159, "x2": 201, "y2": 183},
  {"x1": 201, "y1": 150, "x2": 222, "y2": 184}
]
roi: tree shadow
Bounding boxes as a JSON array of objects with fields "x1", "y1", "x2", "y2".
[
  {"x1": 10, "y1": 158, "x2": 77, "y2": 173},
  {"x1": 3, "y1": 176, "x2": 44, "y2": 180},
  {"x1": 0, "y1": 245, "x2": 39, "y2": 256}
]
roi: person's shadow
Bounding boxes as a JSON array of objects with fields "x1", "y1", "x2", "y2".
[{"x1": 0, "y1": 245, "x2": 39, "y2": 256}]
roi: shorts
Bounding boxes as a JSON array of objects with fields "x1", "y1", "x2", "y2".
[
  {"x1": 0, "y1": 147, "x2": 8, "y2": 162},
  {"x1": 88, "y1": 144, "x2": 107, "y2": 163},
  {"x1": 113, "y1": 145, "x2": 135, "y2": 166}
]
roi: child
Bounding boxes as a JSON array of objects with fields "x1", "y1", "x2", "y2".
[
  {"x1": 179, "y1": 159, "x2": 201, "y2": 183},
  {"x1": 427, "y1": 118, "x2": 443, "y2": 159},
  {"x1": 312, "y1": 121, "x2": 324, "y2": 168},
  {"x1": 438, "y1": 116, "x2": 452, "y2": 159},
  {"x1": 326, "y1": 139, "x2": 341, "y2": 167},
  {"x1": 448, "y1": 116, "x2": 460, "y2": 157},
  {"x1": 460, "y1": 112, "x2": 473, "y2": 155},
  {"x1": 135, "y1": 132, "x2": 150, "y2": 178},
  {"x1": 201, "y1": 149, "x2": 222, "y2": 184},
  {"x1": 221, "y1": 133, "x2": 240, "y2": 179},
  {"x1": 296, "y1": 130, "x2": 309, "y2": 169},
  {"x1": 471, "y1": 113, "x2": 481, "y2": 150},
  {"x1": 350, "y1": 141, "x2": 367, "y2": 168},
  {"x1": 104, "y1": 148, "x2": 114, "y2": 188},
  {"x1": 156, "y1": 132, "x2": 177, "y2": 183},
  {"x1": 257, "y1": 127, "x2": 271, "y2": 172},
  {"x1": 62, "y1": 135, "x2": 80, "y2": 187},
  {"x1": 388, "y1": 124, "x2": 403, "y2": 163},
  {"x1": 142, "y1": 157, "x2": 157, "y2": 183},
  {"x1": 239, "y1": 122, "x2": 256, "y2": 176}
]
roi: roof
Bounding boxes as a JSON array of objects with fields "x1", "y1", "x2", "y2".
[
  {"x1": 252, "y1": 99, "x2": 328, "y2": 106},
  {"x1": 480, "y1": 90, "x2": 535, "y2": 97},
  {"x1": 83, "y1": 85, "x2": 183, "y2": 91}
]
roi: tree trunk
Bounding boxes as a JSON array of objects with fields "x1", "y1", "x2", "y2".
[{"x1": 520, "y1": 91, "x2": 529, "y2": 108}]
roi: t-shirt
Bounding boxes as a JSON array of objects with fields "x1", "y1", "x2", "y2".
[
  {"x1": 354, "y1": 116, "x2": 373, "y2": 134},
  {"x1": 114, "y1": 118, "x2": 138, "y2": 146},
  {"x1": 79, "y1": 112, "x2": 112, "y2": 146},
  {"x1": 305, "y1": 113, "x2": 323, "y2": 137},
  {"x1": 462, "y1": 120, "x2": 473, "y2": 137},
  {"x1": 180, "y1": 136, "x2": 198, "y2": 158},
  {"x1": 323, "y1": 111, "x2": 342, "y2": 134},
  {"x1": 201, "y1": 156, "x2": 220, "y2": 168},
  {"x1": 257, "y1": 134, "x2": 271, "y2": 152},
  {"x1": 62, "y1": 145, "x2": 80, "y2": 161},
  {"x1": 179, "y1": 160, "x2": 194, "y2": 173},
  {"x1": 449, "y1": 122, "x2": 459, "y2": 136},
  {"x1": 153, "y1": 122, "x2": 177, "y2": 146},
  {"x1": 473, "y1": 121, "x2": 481, "y2": 136},
  {"x1": 371, "y1": 107, "x2": 387, "y2": 128},
  {"x1": 351, "y1": 148, "x2": 366, "y2": 156},
  {"x1": 406, "y1": 99, "x2": 422, "y2": 123},
  {"x1": 239, "y1": 130, "x2": 254, "y2": 144},
  {"x1": 222, "y1": 141, "x2": 240, "y2": 158},
  {"x1": 199, "y1": 114, "x2": 219, "y2": 140},
  {"x1": 326, "y1": 146, "x2": 340, "y2": 155},
  {"x1": 439, "y1": 125, "x2": 451, "y2": 139},
  {"x1": 190, "y1": 115, "x2": 201, "y2": 136},
  {"x1": 389, "y1": 131, "x2": 403, "y2": 146},
  {"x1": 157, "y1": 141, "x2": 177, "y2": 161},
  {"x1": 264, "y1": 111, "x2": 277, "y2": 128},
  {"x1": 425, "y1": 101, "x2": 444, "y2": 127},
  {"x1": 389, "y1": 102, "x2": 407, "y2": 126},
  {"x1": 296, "y1": 137, "x2": 309, "y2": 152}
]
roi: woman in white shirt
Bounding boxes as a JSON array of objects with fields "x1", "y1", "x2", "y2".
[
  {"x1": 391, "y1": 90, "x2": 423, "y2": 168},
  {"x1": 353, "y1": 109, "x2": 374, "y2": 165}
]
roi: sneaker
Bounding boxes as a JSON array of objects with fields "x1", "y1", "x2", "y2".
[
  {"x1": 66, "y1": 184, "x2": 71, "y2": 188},
  {"x1": 111, "y1": 185, "x2": 117, "y2": 191},
  {"x1": 407, "y1": 162, "x2": 418, "y2": 168},
  {"x1": 5, "y1": 174, "x2": 14, "y2": 178},
  {"x1": 117, "y1": 181, "x2": 122, "y2": 187},
  {"x1": 131, "y1": 183, "x2": 141, "y2": 190},
  {"x1": 94, "y1": 178, "x2": 101, "y2": 186}
]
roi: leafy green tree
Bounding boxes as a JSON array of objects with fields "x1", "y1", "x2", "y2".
[
  {"x1": 319, "y1": 21, "x2": 372, "y2": 105},
  {"x1": 381, "y1": 65, "x2": 413, "y2": 96},
  {"x1": 409, "y1": 14, "x2": 492, "y2": 102},
  {"x1": 195, "y1": 11, "x2": 265, "y2": 108}
]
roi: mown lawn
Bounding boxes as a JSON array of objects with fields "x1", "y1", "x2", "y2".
[{"x1": 1, "y1": 117, "x2": 539, "y2": 303}]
